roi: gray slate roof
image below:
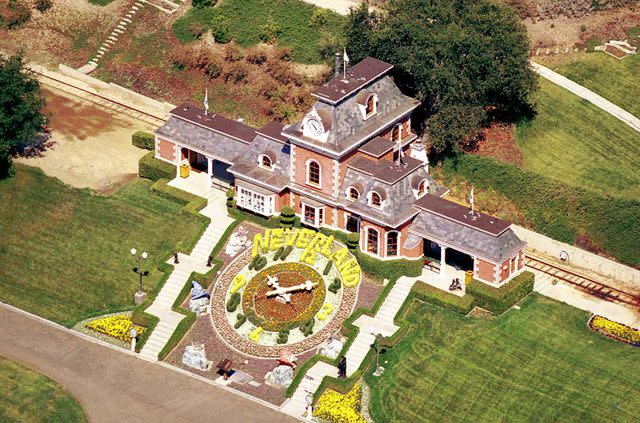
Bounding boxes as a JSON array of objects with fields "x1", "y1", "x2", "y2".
[
  {"x1": 155, "y1": 115, "x2": 250, "y2": 164},
  {"x1": 408, "y1": 209, "x2": 525, "y2": 262},
  {"x1": 283, "y1": 74, "x2": 420, "y2": 158}
]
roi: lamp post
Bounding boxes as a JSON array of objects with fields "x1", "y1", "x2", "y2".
[
  {"x1": 131, "y1": 248, "x2": 148, "y2": 304},
  {"x1": 371, "y1": 330, "x2": 383, "y2": 377},
  {"x1": 130, "y1": 328, "x2": 137, "y2": 352}
]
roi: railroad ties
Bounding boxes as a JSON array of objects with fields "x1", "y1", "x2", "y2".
[{"x1": 526, "y1": 256, "x2": 640, "y2": 308}]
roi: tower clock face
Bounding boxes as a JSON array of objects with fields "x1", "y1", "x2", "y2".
[{"x1": 305, "y1": 118, "x2": 324, "y2": 137}]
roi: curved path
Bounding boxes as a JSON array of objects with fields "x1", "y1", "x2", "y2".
[
  {"x1": 531, "y1": 61, "x2": 640, "y2": 133},
  {"x1": 0, "y1": 303, "x2": 297, "y2": 423}
]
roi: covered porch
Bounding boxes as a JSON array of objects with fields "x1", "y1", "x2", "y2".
[{"x1": 176, "y1": 146, "x2": 235, "y2": 191}]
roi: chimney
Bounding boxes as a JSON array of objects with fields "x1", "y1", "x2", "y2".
[
  {"x1": 410, "y1": 137, "x2": 429, "y2": 172},
  {"x1": 334, "y1": 52, "x2": 341, "y2": 79}
]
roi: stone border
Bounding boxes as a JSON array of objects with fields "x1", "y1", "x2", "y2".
[{"x1": 210, "y1": 246, "x2": 360, "y2": 358}]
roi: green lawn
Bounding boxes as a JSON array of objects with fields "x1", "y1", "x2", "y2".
[
  {"x1": 515, "y1": 79, "x2": 640, "y2": 199},
  {"x1": 173, "y1": 0, "x2": 346, "y2": 63},
  {"x1": 0, "y1": 357, "x2": 87, "y2": 423},
  {"x1": 541, "y1": 52, "x2": 640, "y2": 118},
  {"x1": 0, "y1": 165, "x2": 203, "y2": 327},
  {"x1": 366, "y1": 294, "x2": 640, "y2": 422}
]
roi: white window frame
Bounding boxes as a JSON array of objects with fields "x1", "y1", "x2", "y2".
[
  {"x1": 237, "y1": 187, "x2": 275, "y2": 216},
  {"x1": 368, "y1": 191, "x2": 383, "y2": 210},
  {"x1": 302, "y1": 203, "x2": 324, "y2": 228},
  {"x1": 364, "y1": 93, "x2": 378, "y2": 119},
  {"x1": 416, "y1": 179, "x2": 428, "y2": 198},
  {"x1": 306, "y1": 159, "x2": 322, "y2": 188},
  {"x1": 365, "y1": 227, "x2": 380, "y2": 255},
  {"x1": 345, "y1": 186, "x2": 360, "y2": 201},
  {"x1": 391, "y1": 123, "x2": 403, "y2": 143}
]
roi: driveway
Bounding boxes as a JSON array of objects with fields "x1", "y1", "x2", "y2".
[{"x1": 0, "y1": 304, "x2": 298, "y2": 423}]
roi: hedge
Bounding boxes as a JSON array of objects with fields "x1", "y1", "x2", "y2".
[
  {"x1": 445, "y1": 155, "x2": 640, "y2": 266},
  {"x1": 132, "y1": 131, "x2": 155, "y2": 150},
  {"x1": 410, "y1": 281, "x2": 476, "y2": 314},
  {"x1": 139, "y1": 151, "x2": 175, "y2": 181},
  {"x1": 466, "y1": 271, "x2": 534, "y2": 315}
]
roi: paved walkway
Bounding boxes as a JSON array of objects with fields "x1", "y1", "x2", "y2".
[
  {"x1": 280, "y1": 277, "x2": 414, "y2": 418},
  {"x1": 140, "y1": 189, "x2": 235, "y2": 360},
  {"x1": 531, "y1": 61, "x2": 640, "y2": 133},
  {"x1": 532, "y1": 269, "x2": 640, "y2": 328},
  {"x1": 0, "y1": 304, "x2": 296, "y2": 423}
]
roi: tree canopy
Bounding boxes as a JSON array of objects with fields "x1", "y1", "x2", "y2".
[
  {"x1": 0, "y1": 54, "x2": 46, "y2": 178},
  {"x1": 346, "y1": 0, "x2": 537, "y2": 154}
]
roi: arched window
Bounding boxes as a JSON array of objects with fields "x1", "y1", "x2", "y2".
[
  {"x1": 370, "y1": 192, "x2": 382, "y2": 208},
  {"x1": 367, "y1": 227, "x2": 379, "y2": 255},
  {"x1": 391, "y1": 123, "x2": 402, "y2": 143},
  {"x1": 386, "y1": 231, "x2": 398, "y2": 257},
  {"x1": 417, "y1": 180, "x2": 427, "y2": 197},
  {"x1": 307, "y1": 160, "x2": 321, "y2": 187},
  {"x1": 348, "y1": 187, "x2": 360, "y2": 201},
  {"x1": 259, "y1": 155, "x2": 272, "y2": 170},
  {"x1": 366, "y1": 94, "x2": 377, "y2": 116}
]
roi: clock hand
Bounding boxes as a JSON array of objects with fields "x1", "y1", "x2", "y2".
[{"x1": 266, "y1": 281, "x2": 318, "y2": 297}]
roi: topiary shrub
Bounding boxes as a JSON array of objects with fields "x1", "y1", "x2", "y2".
[
  {"x1": 234, "y1": 313, "x2": 246, "y2": 329},
  {"x1": 254, "y1": 255, "x2": 268, "y2": 271},
  {"x1": 211, "y1": 15, "x2": 232, "y2": 44},
  {"x1": 274, "y1": 246, "x2": 285, "y2": 261},
  {"x1": 411, "y1": 281, "x2": 476, "y2": 314},
  {"x1": 248, "y1": 254, "x2": 260, "y2": 270},
  {"x1": 132, "y1": 131, "x2": 155, "y2": 150},
  {"x1": 226, "y1": 292, "x2": 241, "y2": 312},
  {"x1": 280, "y1": 245, "x2": 293, "y2": 260},
  {"x1": 139, "y1": 151, "x2": 175, "y2": 181},
  {"x1": 328, "y1": 278, "x2": 341, "y2": 294},
  {"x1": 300, "y1": 318, "x2": 315, "y2": 337},
  {"x1": 346, "y1": 232, "x2": 359, "y2": 251},
  {"x1": 323, "y1": 260, "x2": 333, "y2": 276},
  {"x1": 277, "y1": 329, "x2": 289, "y2": 344},
  {"x1": 279, "y1": 206, "x2": 296, "y2": 227},
  {"x1": 226, "y1": 188, "x2": 234, "y2": 208}
]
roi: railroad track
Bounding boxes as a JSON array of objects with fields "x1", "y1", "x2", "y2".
[
  {"x1": 526, "y1": 256, "x2": 640, "y2": 308},
  {"x1": 36, "y1": 72, "x2": 167, "y2": 128}
]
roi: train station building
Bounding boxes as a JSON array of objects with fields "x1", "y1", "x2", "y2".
[{"x1": 154, "y1": 57, "x2": 526, "y2": 287}]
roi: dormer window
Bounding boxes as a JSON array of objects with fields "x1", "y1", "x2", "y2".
[
  {"x1": 369, "y1": 191, "x2": 382, "y2": 208},
  {"x1": 417, "y1": 180, "x2": 427, "y2": 197},
  {"x1": 259, "y1": 152, "x2": 275, "y2": 171},
  {"x1": 365, "y1": 94, "x2": 377, "y2": 117},
  {"x1": 348, "y1": 187, "x2": 360, "y2": 201}
]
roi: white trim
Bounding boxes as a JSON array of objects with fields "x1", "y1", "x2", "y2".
[
  {"x1": 305, "y1": 159, "x2": 322, "y2": 188},
  {"x1": 367, "y1": 191, "x2": 384, "y2": 210},
  {"x1": 345, "y1": 186, "x2": 360, "y2": 201},
  {"x1": 364, "y1": 226, "x2": 380, "y2": 256},
  {"x1": 391, "y1": 122, "x2": 403, "y2": 143},
  {"x1": 258, "y1": 154, "x2": 274, "y2": 172},
  {"x1": 237, "y1": 186, "x2": 275, "y2": 216},
  {"x1": 301, "y1": 202, "x2": 325, "y2": 228}
]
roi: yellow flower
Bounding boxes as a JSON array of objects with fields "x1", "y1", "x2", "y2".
[
  {"x1": 591, "y1": 315, "x2": 640, "y2": 345},
  {"x1": 85, "y1": 314, "x2": 145, "y2": 342},
  {"x1": 314, "y1": 384, "x2": 366, "y2": 423}
]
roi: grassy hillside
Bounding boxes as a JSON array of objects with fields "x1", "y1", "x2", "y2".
[
  {"x1": 366, "y1": 295, "x2": 640, "y2": 422},
  {"x1": 515, "y1": 79, "x2": 640, "y2": 199},
  {"x1": 0, "y1": 166, "x2": 203, "y2": 326},
  {"x1": 0, "y1": 357, "x2": 87, "y2": 423},
  {"x1": 536, "y1": 52, "x2": 640, "y2": 117},
  {"x1": 173, "y1": 0, "x2": 346, "y2": 63}
]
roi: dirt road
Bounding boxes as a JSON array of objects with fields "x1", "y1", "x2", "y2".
[{"x1": 16, "y1": 85, "x2": 157, "y2": 194}]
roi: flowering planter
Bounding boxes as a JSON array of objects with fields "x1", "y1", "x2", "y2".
[{"x1": 588, "y1": 315, "x2": 640, "y2": 347}]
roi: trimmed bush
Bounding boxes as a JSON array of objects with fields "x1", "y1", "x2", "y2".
[
  {"x1": 281, "y1": 245, "x2": 293, "y2": 260},
  {"x1": 301, "y1": 318, "x2": 315, "y2": 336},
  {"x1": 346, "y1": 232, "x2": 359, "y2": 251},
  {"x1": 328, "y1": 277, "x2": 341, "y2": 294},
  {"x1": 132, "y1": 131, "x2": 155, "y2": 150},
  {"x1": 234, "y1": 313, "x2": 246, "y2": 329},
  {"x1": 254, "y1": 255, "x2": 268, "y2": 270},
  {"x1": 226, "y1": 292, "x2": 241, "y2": 312},
  {"x1": 274, "y1": 246, "x2": 285, "y2": 261},
  {"x1": 323, "y1": 260, "x2": 333, "y2": 276},
  {"x1": 466, "y1": 271, "x2": 534, "y2": 315},
  {"x1": 139, "y1": 152, "x2": 175, "y2": 181},
  {"x1": 279, "y1": 206, "x2": 296, "y2": 227},
  {"x1": 355, "y1": 251, "x2": 422, "y2": 282},
  {"x1": 277, "y1": 329, "x2": 289, "y2": 344},
  {"x1": 226, "y1": 188, "x2": 234, "y2": 207},
  {"x1": 411, "y1": 281, "x2": 476, "y2": 314}
]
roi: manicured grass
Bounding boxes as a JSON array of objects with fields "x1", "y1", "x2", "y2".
[
  {"x1": 515, "y1": 79, "x2": 640, "y2": 199},
  {"x1": 87, "y1": 0, "x2": 115, "y2": 5},
  {"x1": 173, "y1": 0, "x2": 346, "y2": 63},
  {"x1": 0, "y1": 357, "x2": 87, "y2": 423},
  {"x1": 540, "y1": 53, "x2": 640, "y2": 118},
  {"x1": 366, "y1": 294, "x2": 640, "y2": 422},
  {"x1": 0, "y1": 165, "x2": 203, "y2": 327}
]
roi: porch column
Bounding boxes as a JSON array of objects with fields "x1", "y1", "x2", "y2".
[
  {"x1": 440, "y1": 245, "x2": 447, "y2": 278},
  {"x1": 207, "y1": 157, "x2": 213, "y2": 188}
]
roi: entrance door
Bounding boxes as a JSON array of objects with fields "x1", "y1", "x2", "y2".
[
  {"x1": 346, "y1": 214, "x2": 361, "y2": 233},
  {"x1": 190, "y1": 152, "x2": 208, "y2": 172}
]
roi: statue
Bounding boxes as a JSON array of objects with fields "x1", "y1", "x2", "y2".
[
  {"x1": 189, "y1": 281, "x2": 210, "y2": 314},
  {"x1": 182, "y1": 344, "x2": 210, "y2": 371},
  {"x1": 266, "y1": 364, "x2": 294, "y2": 388}
]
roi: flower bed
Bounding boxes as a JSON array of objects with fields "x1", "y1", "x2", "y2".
[
  {"x1": 314, "y1": 383, "x2": 366, "y2": 423},
  {"x1": 241, "y1": 262, "x2": 326, "y2": 332},
  {"x1": 589, "y1": 315, "x2": 640, "y2": 346},
  {"x1": 85, "y1": 314, "x2": 145, "y2": 343}
]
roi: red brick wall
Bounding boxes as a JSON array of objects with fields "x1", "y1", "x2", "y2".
[
  {"x1": 157, "y1": 138, "x2": 176, "y2": 162},
  {"x1": 293, "y1": 146, "x2": 334, "y2": 195},
  {"x1": 274, "y1": 191, "x2": 290, "y2": 213},
  {"x1": 476, "y1": 259, "x2": 496, "y2": 284},
  {"x1": 379, "y1": 116, "x2": 411, "y2": 140},
  {"x1": 499, "y1": 260, "x2": 510, "y2": 282}
]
